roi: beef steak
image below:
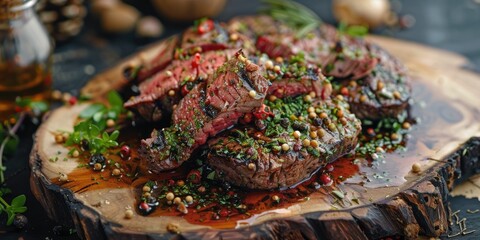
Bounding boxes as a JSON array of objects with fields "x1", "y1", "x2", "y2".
[
  {"x1": 208, "y1": 95, "x2": 361, "y2": 189},
  {"x1": 124, "y1": 49, "x2": 238, "y2": 122},
  {"x1": 140, "y1": 51, "x2": 270, "y2": 172}
]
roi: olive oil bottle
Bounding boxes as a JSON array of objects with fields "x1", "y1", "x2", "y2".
[{"x1": 0, "y1": 0, "x2": 53, "y2": 119}]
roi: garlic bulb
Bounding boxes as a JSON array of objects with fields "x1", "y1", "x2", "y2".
[{"x1": 333, "y1": 0, "x2": 391, "y2": 28}]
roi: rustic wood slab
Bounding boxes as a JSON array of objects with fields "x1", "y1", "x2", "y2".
[{"x1": 30, "y1": 36, "x2": 480, "y2": 239}]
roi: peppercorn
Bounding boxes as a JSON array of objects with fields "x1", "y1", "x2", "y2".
[
  {"x1": 249, "y1": 90, "x2": 257, "y2": 98},
  {"x1": 120, "y1": 145, "x2": 131, "y2": 159},
  {"x1": 265, "y1": 60, "x2": 274, "y2": 70},
  {"x1": 303, "y1": 139, "x2": 311, "y2": 147},
  {"x1": 168, "y1": 90, "x2": 175, "y2": 96},
  {"x1": 13, "y1": 214, "x2": 28, "y2": 229},
  {"x1": 229, "y1": 33, "x2": 238, "y2": 41},
  {"x1": 185, "y1": 195, "x2": 194, "y2": 204},
  {"x1": 143, "y1": 186, "x2": 151, "y2": 192},
  {"x1": 310, "y1": 140, "x2": 319, "y2": 148},
  {"x1": 310, "y1": 131, "x2": 317, "y2": 138},
  {"x1": 173, "y1": 197, "x2": 181, "y2": 205},
  {"x1": 412, "y1": 163, "x2": 421, "y2": 173},
  {"x1": 273, "y1": 65, "x2": 281, "y2": 73},
  {"x1": 124, "y1": 209, "x2": 134, "y2": 219},
  {"x1": 269, "y1": 95, "x2": 277, "y2": 101},
  {"x1": 402, "y1": 122, "x2": 411, "y2": 129},
  {"x1": 393, "y1": 91, "x2": 401, "y2": 99},
  {"x1": 93, "y1": 163, "x2": 102, "y2": 171},
  {"x1": 177, "y1": 180, "x2": 185, "y2": 187},
  {"x1": 89, "y1": 154, "x2": 106, "y2": 167},
  {"x1": 340, "y1": 117, "x2": 347, "y2": 125},
  {"x1": 325, "y1": 164, "x2": 334, "y2": 172},
  {"x1": 336, "y1": 109, "x2": 344, "y2": 118},
  {"x1": 106, "y1": 119, "x2": 115, "y2": 127},
  {"x1": 360, "y1": 95, "x2": 367, "y2": 102},
  {"x1": 377, "y1": 81, "x2": 384, "y2": 91},
  {"x1": 166, "y1": 192, "x2": 175, "y2": 201},
  {"x1": 304, "y1": 95, "x2": 312, "y2": 102},
  {"x1": 72, "y1": 150, "x2": 80, "y2": 158},
  {"x1": 54, "y1": 134, "x2": 64, "y2": 144},
  {"x1": 319, "y1": 174, "x2": 332, "y2": 185},
  {"x1": 391, "y1": 133, "x2": 399, "y2": 141},
  {"x1": 293, "y1": 131, "x2": 301, "y2": 139},
  {"x1": 317, "y1": 129, "x2": 325, "y2": 138},
  {"x1": 281, "y1": 143, "x2": 290, "y2": 151},
  {"x1": 309, "y1": 112, "x2": 317, "y2": 119},
  {"x1": 272, "y1": 195, "x2": 280, "y2": 202},
  {"x1": 319, "y1": 112, "x2": 328, "y2": 119},
  {"x1": 59, "y1": 173, "x2": 68, "y2": 182}
]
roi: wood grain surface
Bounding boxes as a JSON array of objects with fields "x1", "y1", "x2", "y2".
[{"x1": 30, "y1": 35, "x2": 480, "y2": 239}]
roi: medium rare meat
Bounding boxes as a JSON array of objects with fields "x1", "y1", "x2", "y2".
[
  {"x1": 124, "y1": 36, "x2": 179, "y2": 83},
  {"x1": 256, "y1": 32, "x2": 377, "y2": 80},
  {"x1": 208, "y1": 95, "x2": 361, "y2": 189},
  {"x1": 335, "y1": 44, "x2": 411, "y2": 119},
  {"x1": 140, "y1": 51, "x2": 270, "y2": 172},
  {"x1": 251, "y1": 54, "x2": 331, "y2": 100},
  {"x1": 124, "y1": 18, "x2": 253, "y2": 83},
  {"x1": 124, "y1": 49, "x2": 238, "y2": 122}
]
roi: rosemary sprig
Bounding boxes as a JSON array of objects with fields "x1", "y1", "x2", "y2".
[{"x1": 261, "y1": 0, "x2": 323, "y2": 37}]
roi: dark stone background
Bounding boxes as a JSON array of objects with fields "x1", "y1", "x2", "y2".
[{"x1": 1, "y1": 0, "x2": 480, "y2": 239}]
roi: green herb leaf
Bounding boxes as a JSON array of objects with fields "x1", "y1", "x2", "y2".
[
  {"x1": 80, "y1": 104, "x2": 106, "y2": 119},
  {"x1": 107, "y1": 91, "x2": 123, "y2": 110},
  {"x1": 10, "y1": 194, "x2": 26, "y2": 207},
  {"x1": 338, "y1": 22, "x2": 368, "y2": 38}
]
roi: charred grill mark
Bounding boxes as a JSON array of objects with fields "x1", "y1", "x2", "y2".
[
  {"x1": 238, "y1": 68, "x2": 255, "y2": 91},
  {"x1": 199, "y1": 86, "x2": 219, "y2": 118}
]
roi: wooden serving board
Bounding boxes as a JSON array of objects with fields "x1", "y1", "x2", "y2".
[{"x1": 30, "y1": 36, "x2": 480, "y2": 239}]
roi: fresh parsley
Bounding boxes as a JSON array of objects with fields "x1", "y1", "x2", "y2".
[{"x1": 338, "y1": 22, "x2": 369, "y2": 38}]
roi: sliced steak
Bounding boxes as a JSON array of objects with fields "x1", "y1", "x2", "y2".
[
  {"x1": 227, "y1": 15, "x2": 292, "y2": 38},
  {"x1": 124, "y1": 36, "x2": 179, "y2": 83},
  {"x1": 251, "y1": 54, "x2": 332, "y2": 100},
  {"x1": 208, "y1": 95, "x2": 361, "y2": 189},
  {"x1": 335, "y1": 44, "x2": 411, "y2": 119},
  {"x1": 256, "y1": 31, "x2": 377, "y2": 80},
  {"x1": 124, "y1": 49, "x2": 238, "y2": 122},
  {"x1": 124, "y1": 19, "x2": 253, "y2": 83},
  {"x1": 179, "y1": 20, "x2": 253, "y2": 56},
  {"x1": 140, "y1": 51, "x2": 270, "y2": 172}
]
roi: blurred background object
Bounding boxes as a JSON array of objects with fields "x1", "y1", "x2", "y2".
[
  {"x1": 332, "y1": 0, "x2": 391, "y2": 28},
  {"x1": 0, "y1": 0, "x2": 53, "y2": 119},
  {"x1": 36, "y1": 0, "x2": 87, "y2": 43},
  {"x1": 151, "y1": 0, "x2": 226, "y2": 22}
]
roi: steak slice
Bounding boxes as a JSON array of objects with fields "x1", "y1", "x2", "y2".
[
  {"x1": 124, "y1": 20, "x2": 253, "y2": 83},
  {"x1": 140, "y1": 51, "x2": 270, "y2": 172},
  {"x1": 124, "y1": 49, "x2": 238, "y2": 122},
  {"x1": 208, "y1": 95, "x2": 361, "y2": 189},
  {"x1": 124, "y1": 36, "x2": 179, "y2": 83},
  {"x1": 335, "y1": 44, "x2": 411, "y2": 119},
  {"x1": 251, "y1": 54, "x2": 331, "y2": 100},
  {"x1": 179, "y1": 20, "x2": 254, "y2": 56},
  {"x1": 256, "y1": 31, "x2": 377, "y2": 80}
]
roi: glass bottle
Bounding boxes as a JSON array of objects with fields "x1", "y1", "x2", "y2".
[{"x1": 0, "y1": 0, "x2": 53, "y2": 119}]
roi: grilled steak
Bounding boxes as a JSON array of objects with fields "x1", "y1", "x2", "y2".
[
  {"x1": 124, "y1": 49, "x2": 238, "y2": 121},
  {"x1": 256, "y1": 32, "x2": 377, "y2": 80},
  {"x1": 335, "y1": 44, "x2": 411, "y2": 119},
  {"x1": 208, "y1": 95, "x2": 361, "y2": 189},
  {"x1": 140, "y1": 51, "x2": 270, "y2": 172},
  {"x1": 124, "y1": 36, "x2": 179, "y2": 83},
  {"x1": 251, "y1": 54, "x2": 331, "y2": 100},
  {"x1": 123, "y1": 19, "x2": 253, "y2": 83}
]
